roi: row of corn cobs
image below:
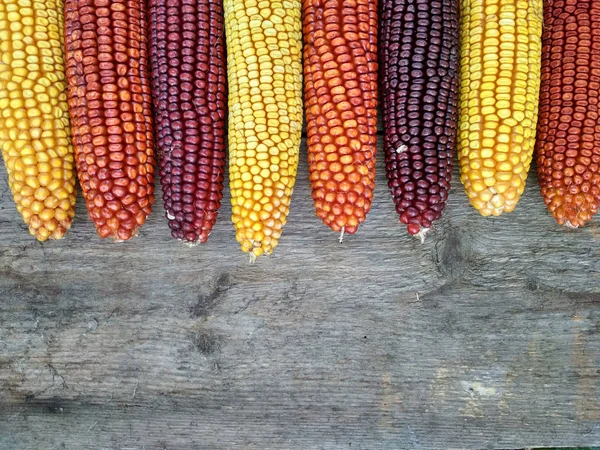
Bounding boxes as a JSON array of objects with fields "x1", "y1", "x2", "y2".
[{"x1": 0, "y1": 0, "x2": 598, "y2": 258}]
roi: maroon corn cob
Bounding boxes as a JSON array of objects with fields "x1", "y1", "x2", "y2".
[
  {"x1": 65, "y1": 0, "x2": 156, "y2": 241},
  {"x1": 149, "y1": 0, "x2": 227, "y2": 243},
  {"x1": 379, "y1": 0, "x2": 460, "y2": 239}
]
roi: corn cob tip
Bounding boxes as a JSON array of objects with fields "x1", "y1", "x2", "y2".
[
  {"x1": 542, "y1": 189, "x2": 599, "y2": 230},
  {"x1": 402, "y1": 222, "x2": 429, "y2": 243},
  {"x1": 11, "y1": 180, "x2": 76, "y2": 241},
  {"x1": 461, "y1": 176, "x2": 522, "y2": 217},
  {"x1": 107, "y1": 227, "x2": 140, "y2": 243},
  {"x1": 414, "y1": 228, "x2": 430, "y2": 245},
  {"x1": 30, "y1": 218, "x2": 73, "y2": 242},
  {"x1": 182, "y1": 239, "x2": 201, "y2": 248},
  {"x1": 23, "y1": 205, "x2": 75, "y2": 241},
  {"x1": 166, "y1": 213, "x2": 213, "y2": 246},
  {"x1": 88, "y1": 203, "x2": 148, "y2": 242}
]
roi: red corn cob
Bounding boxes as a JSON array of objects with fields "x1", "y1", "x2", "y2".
[
  {"x1": 303, "y1": 0, "x2": 378, "y2": 236},
  {"x1": 379, "y1": 0, "x2": 459, "y2": 240},
  {"x1": 65, "y1": 0, "x2": 156, "y2": 241},
  {"x1": 149, "y1": 0, "x2": 227, "y2": 243},
  {"x1": 537, "y1": 0, "x2": 600, "y2": 228}
]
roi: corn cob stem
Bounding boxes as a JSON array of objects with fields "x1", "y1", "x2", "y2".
[
  {"x1": 380, "y1": 0, "x2": 460, "y2": 238},
  {"x1": 303, "y1": 0, "x2": 378, "y2": 235},
  {"x1": 149, "y1": 0, "x2": 227, "y2": 244},
  {"x1": 64, "y1": 0, "x2": 156, "y2": 241},
  {"x1": 225, "y1": 0, "x2": 304, "y2": 258},
  {"x1": 537, "y1": 0, "x2": 600, "y2": 228},
  {"x1": 458, "y1": 0, "x2": 542, "y2": 216},
  {"x1": 0, "y1": 0, "x2": 76, "y2": 241}
]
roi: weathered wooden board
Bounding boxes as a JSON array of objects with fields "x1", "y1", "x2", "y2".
[{"x1": 0, "y1": 138, "x2": 599, "y2": 449}]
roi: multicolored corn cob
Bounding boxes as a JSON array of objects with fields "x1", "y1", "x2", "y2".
[
  {"x1": 0, "y1": 0, "x2": 76, "y2": 241},
  {"x1": 458, "y1": 0, "x2": 543, "y2": 216},
  {"x1": 225, "y1": 0, "x2": 303, "y2": 259},
  {"x1": 64, "y1": 0, "x2": 155, "y2": 241},
  {"x1": 303, "y1": 0, "x2": 378, "y2": 236},
  {"x1": 537, "y1": 0, "x2": 600, "y2": 228},
  {"x1": 149, "y1": 0, "x2": 227, "y2": 243},
  {"x1": 380, "y1": 0, "x2": 459, "y2": 239}
]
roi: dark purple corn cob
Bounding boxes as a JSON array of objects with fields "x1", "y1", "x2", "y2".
[
  {"x1": 149, "y1": 0, "x2": 227, "y2": 243},
  {"x1": 379, "y1": 0, "x2": 459, "y2": 240}
]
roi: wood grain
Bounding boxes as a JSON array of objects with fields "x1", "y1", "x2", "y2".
[{"x1": 0, "y1": 137, "x2": 599, "y2": 449}]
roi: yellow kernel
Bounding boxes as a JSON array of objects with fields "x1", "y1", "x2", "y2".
[
  {"x1": 30, "y1": 200, "x2": 44, "y2": 214},
  {"x1": 486, "y1": 194, "x2": 503, "y2": 209},
  {"x1": 494, "y1": 170, "x2": 513, "y2": 181},
  {"x1": 39, "y1": 208, "x2": 55, "y2": 222},
  {"x1": 44, "y1": 195, "x2": 59, "y2": 209},
  {"x1": 38, "y1": 173, "x2": 53, "y2": 186},
  {"x1": 34, "y1": 187, "x2": 50, "y2": 201}
]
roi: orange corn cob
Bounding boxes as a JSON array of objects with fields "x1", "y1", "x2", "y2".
[
  {"x1": 303, "y1": 0, "x2": 378, "y2": 235},
  {"x1": 537, "y1": 0, "x2": 600, "y2": 228},
  {"x1": 64, "y1": 0, "x2": 156, "y2": 241}
]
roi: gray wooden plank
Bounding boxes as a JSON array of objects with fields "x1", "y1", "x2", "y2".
[{"x1": 0, "y1": 138, "x2": 599, "y2": 450}]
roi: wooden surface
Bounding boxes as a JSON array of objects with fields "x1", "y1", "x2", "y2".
[{"x1": 1, "y1": 139, "x2": 599, "y2": 449}]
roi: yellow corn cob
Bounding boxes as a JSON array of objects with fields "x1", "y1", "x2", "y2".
[
  {"x1": 0, "y1": 0, "x2": 76, "y2": 240},
  {"x1": 458, "y1": 0, "x2": 542, "y2": 216},
  {"x1": 225, "y1": 0, "x2": 303, "y2": 260}
]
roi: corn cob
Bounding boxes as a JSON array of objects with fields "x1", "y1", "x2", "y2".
[
  {"x1": 149, "y1": 0, "x2": 227, "y2": 243},
  {"x1": 537, "y1": 0, "x2": 600, "y2": 228},
  {"x1": 458, "y1": 0, "x2": 543, "y2": 216},
  {"x1": 0, "y1": 0, "x2": 76, "y2": 241},
  {"x1": 64, "y1": 0, "x2": 155, "y2": 241},
  {"x1": 303, "y1": 0, "x2": 378, "y2": 236},
  {"x1": 225, "y1": 0, "x2": 303, "y2": 259},
  {"x1": 380, "y1": 0, "x2": 460, "y2": 239}
]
